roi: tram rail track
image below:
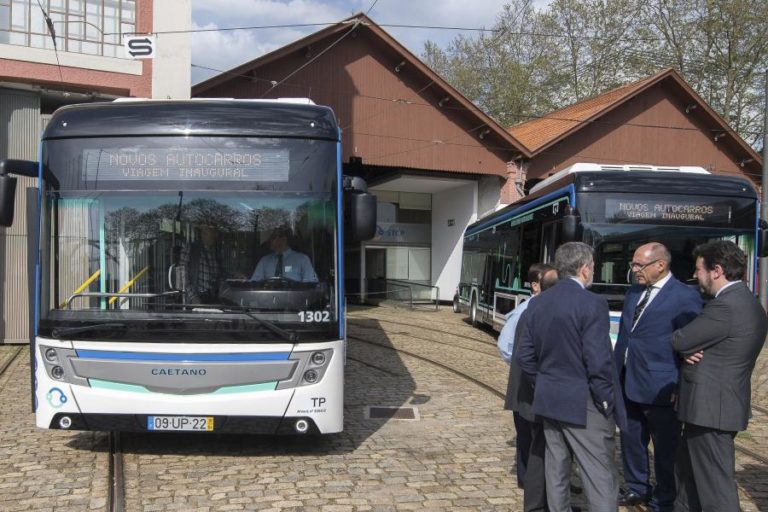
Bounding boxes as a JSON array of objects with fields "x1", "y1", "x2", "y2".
[
  {"x1": 349, "y1": 332, "x2": 768, "y2": 470},
  {"x1": 0, "y1": 346, "x2": 23, "y2": 379},
  {"x1": 349, "y1": 322, "x2": 499, "y2": 359},
  {"x1": 348, "y1": 314, "x2": 497, "y2": 347},
  {"x1": 108, "y1": 432, "x2": 125, "y2": 512}
]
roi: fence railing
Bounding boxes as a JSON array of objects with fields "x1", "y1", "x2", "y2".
[{"x1": 347, "y1": 279, "x2": 439, "y2": 310}]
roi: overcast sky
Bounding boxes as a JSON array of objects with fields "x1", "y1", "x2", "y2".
[{"x1": 190, "y1": 1, "x2": 522, "y2": 85}]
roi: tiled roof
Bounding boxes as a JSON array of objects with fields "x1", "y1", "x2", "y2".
[{"x1": 508, "y1": 71, "x2": 665, "y2": 153}]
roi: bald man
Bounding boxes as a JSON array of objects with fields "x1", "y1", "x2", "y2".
[{"x1": 614, "y1": 243, "x2": 702, "y2": 511}]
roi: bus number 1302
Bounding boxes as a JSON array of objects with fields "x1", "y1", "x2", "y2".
[{"x1": 298, "y1": 311, "x2": 330, "y2": 322}]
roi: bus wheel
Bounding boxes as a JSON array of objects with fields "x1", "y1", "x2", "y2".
[
  {"x1": 470, "y1": 295, "x2": 478, "y2": 326},
  {"x1": 452, "y1": 295, "x2": 461, "y2": 313}
]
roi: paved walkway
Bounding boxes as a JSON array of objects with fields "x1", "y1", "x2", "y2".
[{"x1": 0, "y1": 306, "x2": 764, "y2": 510}]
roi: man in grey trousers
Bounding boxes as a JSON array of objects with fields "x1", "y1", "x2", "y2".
[
  {"x1": 673, "y1": 240, "x2": 767, "y2": 511},
  {"x1": 517, "y1": 242, "x2": 626, "y2": 512}
]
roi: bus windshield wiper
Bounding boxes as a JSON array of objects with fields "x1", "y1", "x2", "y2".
[
  {"x1": 223, "y1": 309, "x2": 297, "y2": 342},
  {"x1": 52, "y1": 323, "x2": 127, "y2": 338}
]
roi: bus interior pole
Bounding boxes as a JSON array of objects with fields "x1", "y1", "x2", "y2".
[{"x1": 760, "y1": 70, "x2": 768, "y2": 312}]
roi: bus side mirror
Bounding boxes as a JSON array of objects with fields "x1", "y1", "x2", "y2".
[
  {"x1": 344, "y1": 176, "x2": 377, "y2": 242},
  {"x1": 0, "y1": 175, "x2": 18, "y2": 227},
  {"x1": 350, "y1": 192, "x2": 376, "y2": 241},
  {"x1": 0, "y1": 159, "x2": 39, "y2": 227},
  {"x1": 562, "y1": 213, "x2": 581, "y2": 242},
  {"x1": 759, "y1": 222, "x2": 768, "y2": 258}
]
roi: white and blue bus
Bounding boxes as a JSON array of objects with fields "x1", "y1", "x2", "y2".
[
  {"x1": 455, "y1": 163, "x2": 765, "y2": 342},
  {"x1": 0, "y1": 99, "x2": 375, "y2": 434}
]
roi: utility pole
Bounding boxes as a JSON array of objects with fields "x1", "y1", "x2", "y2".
[{"x1": 760, "y1": 70, "x2": 768, "y2": 311}]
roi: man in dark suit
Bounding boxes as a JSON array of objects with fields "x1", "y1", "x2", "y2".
[
  {"x1": 503, "y1": 263, "x2": 558, "y2": 511},
  {"x1": 672, "y1": 240, "x2": 767, "y2": 511},
  {"x1": 517, "y1": 242, "x2": 626, "y2": 512},
  {"x1": 615, "y1": 243, "x2": 702, "y2": 511}
]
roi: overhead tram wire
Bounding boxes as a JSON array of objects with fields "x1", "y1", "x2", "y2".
[
  {"x1": 258, "y1": 18, "x2": 362, "y2": 98},
  {"x1": 36, "y1": 0, "x2": 65, "y2": 86},
  {"x1": 192, "y1": 61, "x2": 762, "y2": 140}
]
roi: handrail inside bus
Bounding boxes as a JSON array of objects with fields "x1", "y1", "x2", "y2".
[
  {"x1": 59, "y1": 269, "x2": 101, "y2": 309},
  {"x1": 108, "y1": 266, "x2": 150, "y2": 306},
  {"x1": 65, "y1": 291, "x2": 180, "y2": 309}
]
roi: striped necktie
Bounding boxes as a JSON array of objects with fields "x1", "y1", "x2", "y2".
[{"x1": 632, "y1": 286, "x2": 653, "y2": 326}]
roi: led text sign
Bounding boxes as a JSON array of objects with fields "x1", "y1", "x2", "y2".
[
  {"x1": 605, "y1": 199, "x2": 732, "y2": 224},
  {"x1": 82, "y1": 148, "x2": 289, "y2": 182}
]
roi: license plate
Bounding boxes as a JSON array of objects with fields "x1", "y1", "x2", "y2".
[{"x1": 147, "y1": 416, "x2": 214, "y2": 431}]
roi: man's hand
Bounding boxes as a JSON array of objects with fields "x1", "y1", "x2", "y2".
[{"x1": 684, "y1": 350, "x2": 704, "y2": 365}]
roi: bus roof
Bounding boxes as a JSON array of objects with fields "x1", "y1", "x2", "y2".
[
  {"x1": 42, "y1": 99, "x2": 339, "y2": 141},
  {"x1": 529, "y1": 163, "x2": 709, "y2": 194},
  {"x1": 467, "y1": 167, "x2": 757, "y2": 235}
]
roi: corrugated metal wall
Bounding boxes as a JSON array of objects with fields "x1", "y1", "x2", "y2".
[{"x1": 0, "y1": 89, "x2": 40, "y2": 343}]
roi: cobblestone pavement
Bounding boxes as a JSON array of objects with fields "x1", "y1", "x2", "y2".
[
  {"x1": 0, "y1": 346, "x2": 109, "y2": 511},
  {"x1": 0, "y1": 306, "x2": 765, "y2": 511}
]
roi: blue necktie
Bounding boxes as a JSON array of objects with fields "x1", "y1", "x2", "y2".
[{"x1": 274, "y1": 253, "x2": 283, "y2": 277}]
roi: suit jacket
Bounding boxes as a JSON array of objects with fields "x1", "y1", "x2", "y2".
[
  {"x1": 517, "y1": 278, "x2": 627, "y2": 430},
  {"x1": 614, "y1": 276, "x2": 702, "y2": 405},
  {"x1": 504, "y1": 308, "x2": 536, "y2": 422},
  {"x1": 673, "y1": 282, "x2": 767, "y2": 432}
]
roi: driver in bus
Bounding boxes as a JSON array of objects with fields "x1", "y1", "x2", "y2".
[{"x1": 250, "y1": 226, "x2": 318, "y2": 283}]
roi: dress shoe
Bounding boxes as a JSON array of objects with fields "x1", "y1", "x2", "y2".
[{"x1": 618, "y1": 489, "x2": 650, "y2": 506}]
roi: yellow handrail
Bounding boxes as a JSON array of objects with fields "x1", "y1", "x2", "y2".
[
  {"x1": 59, "y1": 269, "x2": 101, "y2": 309},
  {"x1": 108, "y1": 266, "x2": 150, "y2": 306}
]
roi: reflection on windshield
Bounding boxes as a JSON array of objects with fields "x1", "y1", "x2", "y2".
[
  {"x1": 584, "y1": 223, "x2": 754, "y2": 309},
  {"x1": 42, "y1": 192, "x2": 338, "y2": 341}
]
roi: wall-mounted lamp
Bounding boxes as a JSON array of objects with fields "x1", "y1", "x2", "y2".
[
  {"x1": 685, "y1": 104, "x2": 697, "y2": 114},
  {"x1": 394, "y1": 61, "x2": 405, "y2": 73},
  {"x1": 713, "y1": 132, "x2": 725, "y2": 142},
  {"x1": 478, "y1": 129, "x2": 491, "y2": 139},
  {"x1": 438, "y1": 97, "x2": 450, "y2": 107},
  {"x1": 739, "y1": 158, "x2": 753, "y2": 167}
]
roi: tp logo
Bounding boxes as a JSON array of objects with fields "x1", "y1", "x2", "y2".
[{"x1": 46, "y1": 387, "x2": 67, "y2": 408}]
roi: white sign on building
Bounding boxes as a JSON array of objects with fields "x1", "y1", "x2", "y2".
[{"x1": 123, "y1": 36, "x2": 156, "y2": 59}]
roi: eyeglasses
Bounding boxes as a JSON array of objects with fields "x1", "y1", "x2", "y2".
[{"x1": 630, "y1": 259, "x2": 660, "y2": 271}]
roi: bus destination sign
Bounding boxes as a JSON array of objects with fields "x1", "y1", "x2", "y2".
[
  {"x1": 82, "y1": 148, "x2": 290, "y2": 182},
  {"x1": 605, "y1": 199, "x2": 732, "y2": 224}
]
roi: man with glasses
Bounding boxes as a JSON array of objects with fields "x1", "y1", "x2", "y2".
[{"x1": 614, "y1": 243, "x2": 702, "y2": 511}]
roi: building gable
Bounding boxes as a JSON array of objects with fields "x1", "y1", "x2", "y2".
[{"x1": 192, "y1": 14, "x2": 527, "y2": 176}]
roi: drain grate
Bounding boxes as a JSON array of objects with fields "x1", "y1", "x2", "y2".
[{"x1": 365, "y1": 406, "x2": 420, "y2": 420}]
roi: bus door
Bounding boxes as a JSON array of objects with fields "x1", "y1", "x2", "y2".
[
  {"x1": 540, "y1": 220, "x2": 563, "y2": 264},
  {"x1": 480, "y1": 250, "x2": 495, "y2": 317}
]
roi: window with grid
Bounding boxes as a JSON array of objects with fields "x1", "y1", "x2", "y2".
[{"x1": 0, "y1": 0, "x2": 135, "y2": 58}]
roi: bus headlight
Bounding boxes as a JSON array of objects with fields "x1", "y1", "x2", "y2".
[
  {"x1": 311, "y1": 351, "x2": 326, "y2": 365},
  {"x1": 44, "y1": 348, "x2": 58, "y2": 363},
  {"x1": 303, "y1": 369, "x2": 319, "y2": 384},
  {"x1": 51, "y1": 366, "x2": 65, "y2": 380}
]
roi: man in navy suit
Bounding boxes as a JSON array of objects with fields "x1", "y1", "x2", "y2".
[
  {"x1": 614, "y1": 243, "x2": 702, "y2": 511},
  {"x1": 517, "y1": 242, "x2": 626, "y2": 512}
]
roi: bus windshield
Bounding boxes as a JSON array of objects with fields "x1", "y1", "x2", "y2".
[{"x1": 39, "y1": 136, "x2": 339, "y2": 343}]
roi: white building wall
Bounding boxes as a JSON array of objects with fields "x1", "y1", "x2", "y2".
[
  {"x1": 477, "y1": 175, "x2": 502, "y2": 219},
  {"x1": 152, "y1": 0, "x2": 191, "y2": 99},
  {"x1": 431, "y1": 183, "x2": 477, "y2": 301}
]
